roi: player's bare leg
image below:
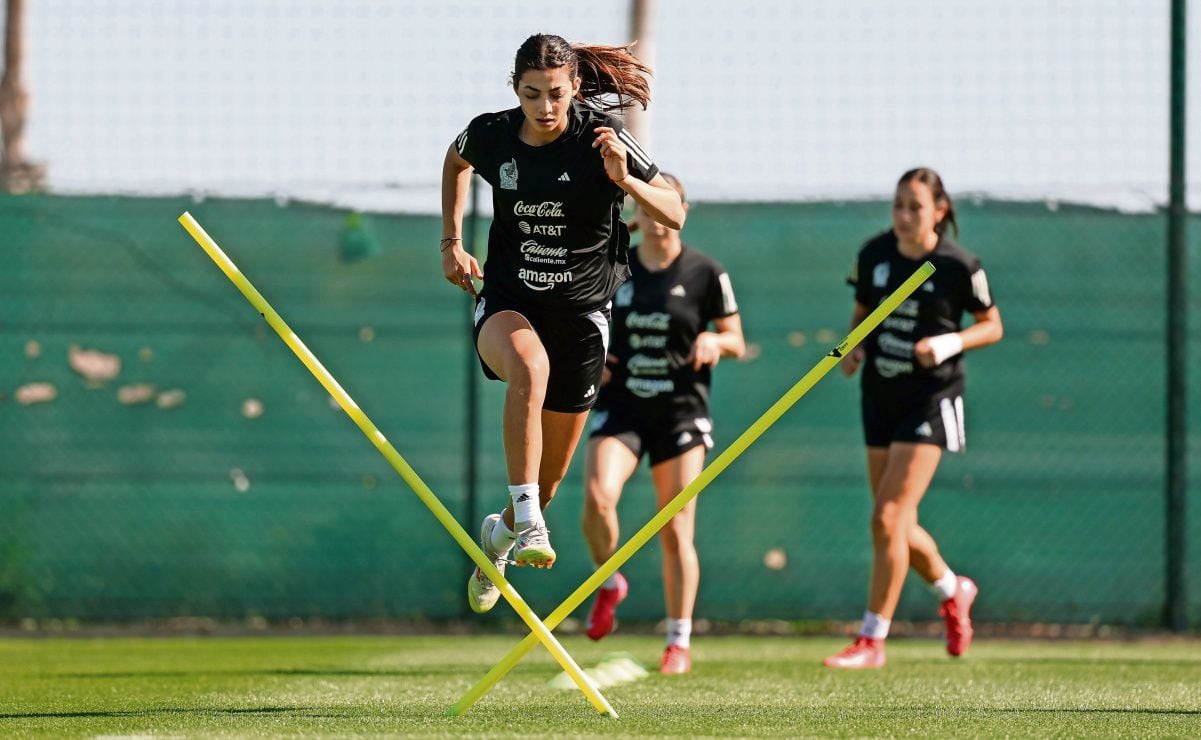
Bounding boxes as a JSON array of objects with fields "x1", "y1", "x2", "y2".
[
  {"x1": 582, "y1": 436, "x2": 639, "y2": 639},
  {"x1": 468, "y1": 310, "x2": 551, "y2": 611},
  {"x1": 826, "y1": 443, "x2": 940, "y2": 669},
  {"x1": 652, "y1": 445, "x2": 705, "y2": 674},
  {"x1": 885, "y1": 453, "x2": 978, "y2": 657}
]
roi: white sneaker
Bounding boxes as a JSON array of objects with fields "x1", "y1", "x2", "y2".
[
  {"x1": 513, "y1": 520, "x2": 556, "y2": 569},
  {"x1": 467, "y1": 513, "x2": 507, "y2": 614}
]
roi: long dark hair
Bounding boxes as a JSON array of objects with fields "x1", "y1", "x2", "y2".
[
  {"x1": 898, "y1": 167, "x2": 958, "y2": 238},
  {"x1": 511, "y1": 33, "x2": 652, "y2": 112}
]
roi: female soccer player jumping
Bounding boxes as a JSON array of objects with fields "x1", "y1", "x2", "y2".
[
  {"x1": 440, "y1": 33, "x2": 685, "y2": 614},
  {"x1": 580, "y1": 174, "x2": 744, "y2": 674},
  {"x1": 825, "y1": 168, "x2": 1003, "y2": 669}
]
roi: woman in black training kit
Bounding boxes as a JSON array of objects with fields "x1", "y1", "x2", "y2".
[
  {"x1": 580, "y1": 173, "x2": 744, "y2": 675},
  {"x1": 440, "y1": 33, "x2": 685, "y2": 614},
  {"x1": 825, "y1": 168, "x2": 1003, "y2": 670}
]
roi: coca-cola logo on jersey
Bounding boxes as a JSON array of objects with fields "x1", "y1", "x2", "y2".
[
  {"x1": 513, "y1": 201, "x2": 565, "y2": 218},
  {"x1": 625, "y1": 312, "x2": 671, "y2": 331}
]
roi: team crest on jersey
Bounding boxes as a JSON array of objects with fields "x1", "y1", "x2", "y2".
[
  {"x1": 873, "y1": 262, "x2": 890, "y2": 288},
  {"x1": 615, "y1": 282, "x2": 634, "y2": 307},
  {"x1": 499, "y1": 158, "x2": 518, "y2": 190}
]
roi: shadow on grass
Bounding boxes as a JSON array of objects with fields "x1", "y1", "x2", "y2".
[
  {"x1": 0, "y1": 706, "x2": 346, "y2": 720},
  {"x1": 867, "y1": 705, "x2": 1201, "y2": 718},
  {"x1": 51, "y1": 666, "x2": 468, "y2": 679},
  {"x1": 985, "y1": 708, "x2": 1201, "y2": 717},
  {"x1": 903, "y1": 658, "x2": 1201, "y2": 668}
]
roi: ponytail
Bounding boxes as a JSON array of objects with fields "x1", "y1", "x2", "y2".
[
  {"x1": 512, "y1": 34, "x2": 652, "y2": 113},
  {"x1": 572, "y1": 42, "x2": 652, "y2": 112}
]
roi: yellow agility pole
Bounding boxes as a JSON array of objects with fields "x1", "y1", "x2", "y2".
[
  {"x1": 448, "y1": 260, "x2": 935, "y2": 716},
  {"x1": 177, "y1": 212, "x2": 617, "y2": 717}
]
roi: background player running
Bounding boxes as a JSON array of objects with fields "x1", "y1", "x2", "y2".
[
  {"x1": 441, "y1": 33, "x2": 686, "y2": 614},
  {"x1": 824, "y1": 167, "x2": 1004, "y2": 669},
  {"x1": 579, "y1": 173, "x2": 744, "y2": 674}
]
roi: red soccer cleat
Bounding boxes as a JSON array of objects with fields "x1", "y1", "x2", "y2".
[
  {"x1": 823, "y1": 636, "x2": 886, "y2": 669},
  {"x1": 659, "y1": 644, "x2": 692, "y2": 675},
  {"x1": 940, "y1": 575, "x2": 978, "y2": 657},
  {"x1": 585, "y1": 572, "x2": 629, "y2": 641}
]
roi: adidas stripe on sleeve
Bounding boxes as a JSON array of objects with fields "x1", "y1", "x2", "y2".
[{"x1": 614, "y1": 125, "x2": 659, "y2": 183}]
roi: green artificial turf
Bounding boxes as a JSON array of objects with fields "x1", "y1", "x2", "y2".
[{"x1": 1, "y1": 634, "x2": 1198, "y2": 737}]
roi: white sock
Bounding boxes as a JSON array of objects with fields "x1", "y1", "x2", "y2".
[
  {"x1": 859, "y1": 611, "x2": 890, "y2": 640},
  {"x1": 666, "y1": 618, "x2": 692, "y2": 648},
  {"x1": 931, "y1": 569, "x2": 958, "y2": 600},
  {"x1": 509, "y1": 483, "x2": 541, "y2": 528},
  {"x1": 600, "y1": 570, "x2": 621, "y2": 590},
  {"x1": 489, "y1": 514, "x2": 516, "y2": 556}
]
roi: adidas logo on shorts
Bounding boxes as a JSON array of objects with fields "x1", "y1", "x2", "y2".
[{"x1": 558, "y1": 172, "x2": 571, "y2": 182}]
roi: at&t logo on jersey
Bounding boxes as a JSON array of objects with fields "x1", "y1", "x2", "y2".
[
  {"x1": 518, "y1": 220, "x2": 566, "y2": 237},
  {"x1": 629, "y1": 333, "x2": 667, "y2": 350}
]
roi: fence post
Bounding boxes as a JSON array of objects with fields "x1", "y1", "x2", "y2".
[{"x1": 1165, "y1": 0, "x2": 1189, "y2": 632}]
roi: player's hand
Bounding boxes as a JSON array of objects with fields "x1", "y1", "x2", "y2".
[
  {"x1": 913, "y1": 337, "x2": 937, "y2": 368},
  {"x1": 690, "y1": 332, "x2": 723, "y2": 370},
  {"x1": 441, "y1": 243, "x2": 483, "y2": 297},
  {"x1": 592, "y1": 127, "x2": 629, "y2": 184},
  {"x1": 600, "y1": 353, "x2": 618, "y2": 386},
  {"x1": 840, "y1": 345, "x2": 865, "y2": 376}
]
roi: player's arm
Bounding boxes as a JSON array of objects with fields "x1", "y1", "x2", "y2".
[
  {"x1": 840, "y1": 301, "x2": 871, "y2": 376},
  {"x1": 960, "y1": 305, "x2": 1004, "y2": 349},
  {"x1": 691, "y1": 314, "x2": 746, "y2": 370},
  {"x1": 441, "y1": 144, "x2": 483, "y2": 296},
  {"x1": 592, "y1": 126, "x2": 684, "y2": 229},
  {"x1": 915, "y1": 260, "x2": 1003, "y2": 367},
  {"x1": 619, "y1": 172, "x2": 685, "y2": 231},
  {"x1": 914, "y1": 306, "x2": 1003, "y2": 368}
]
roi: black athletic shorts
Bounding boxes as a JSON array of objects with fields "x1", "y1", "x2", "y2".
[
  {"x1": 473, "y1": 292, "x2": 610, "y2": 414},
  {"x1": 588, "y1": 401, "x2": 714, "y2": 466},
  {"x1": 861, "y1": 383, "x2": 967, "y2": 452}
]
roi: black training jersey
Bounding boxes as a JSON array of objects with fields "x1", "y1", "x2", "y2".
[
  {"x1": 454, "y1": 100, "x2": 659, "y2": 314},
  {"x1": 848, "y1": 230, "x2": 994, "y2": 396},
  {"x1": 599, "y1": 244, "x2": 739, "y2": 414}
]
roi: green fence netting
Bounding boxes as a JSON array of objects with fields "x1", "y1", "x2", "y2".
[{"x1": 1, "y1": 194, "x2": 1198, "y2": 626}]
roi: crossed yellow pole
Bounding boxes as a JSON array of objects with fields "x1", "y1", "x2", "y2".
[
  {"x1": 177, "y1": 212, "x2": 617, "y2": 716},
  {"x1": 447, "y1": 260, "x2": 936, "y2": 716}
]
